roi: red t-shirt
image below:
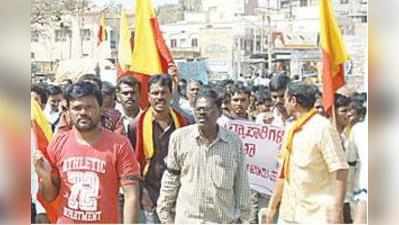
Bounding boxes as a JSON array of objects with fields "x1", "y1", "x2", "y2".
[{"x1": 47, "y1": 128, "x2": 140, "y2": 223}]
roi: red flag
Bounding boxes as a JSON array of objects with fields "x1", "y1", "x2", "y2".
[{"x1": 97, "y1": 14, "x2": 107, "y2": 46}]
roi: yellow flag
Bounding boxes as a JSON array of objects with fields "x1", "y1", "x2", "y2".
[
  {"x1": 320, "y1": 0, "x2": 349, "y2": 75},
  {"x1": 31, "y1": 99, "x2": 52, "y2": 141},
  {"x1": 132, "y1": 0, "x2": 163, "y2": 75},
  {"x1": 118, "y1": 10, "x2": 134, "y2": 71}
]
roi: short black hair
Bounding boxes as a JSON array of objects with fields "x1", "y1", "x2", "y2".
[
  {"x1": 61, "y1": 78, "x2": 73, "y2": 85},
  {"x1": 178, "y1": 78, "x2": 187, "y2": 84},
  {"x1": 255, "y1": 90, "x2": 272, "y2": 105},
  {"x1": 223, "y1": 79, "x2": 234, "y2": 85},
  {"x1": 47, "y1": 85, "x2": 63, "y2": 96},
  {"x1": 116, "y1": 75, "x2": 140, "y2": 92},
  {"x1": 335, "y1": 93, "x2": 351, "y2": 108},
  {"x1": 286, "y1": 82, "x2": 318, "y2": 109},
  {"x1": 187, "y1": 79, "x2": 203, "y2": 87},
  {"x1": 148, "y1": 74, "x2": 173, "y2": 92},
  {"x1": 351, "y1": 92, "x2": 367, "y2": 104},
  {"x1": 64, "y1": 81, "x2": 103, "y2": 107},
  {"x1": 350, "y1": 99, "x2": 367, "y2": 118},
  {"x1": 230, "y1": 84, "x2": 251, "y2": 98},
  {"x1": 78, "y1": 74, "x2": 102, "y2": 90},
  {"x1": 194, "y1": 88, "x2": 222, "y2": 109},
  {"x1": 269, "y1": 74, "x2": 291, "y2": 92},
  {"x1": 31, "y1": 84, "x2": 48, "y2": 105},
  {"x1": 101, "y1": 81, "x2": 116, "y2": 96}
]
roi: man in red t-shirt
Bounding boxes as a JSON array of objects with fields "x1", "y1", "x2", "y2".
[{"x1": 34, "y1": 81, "x2": 141, "y2": 223}]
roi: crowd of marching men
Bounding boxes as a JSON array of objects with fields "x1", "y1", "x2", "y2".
[{"x1": 31, "y1": 66, "x2": 367, "y2": 224}]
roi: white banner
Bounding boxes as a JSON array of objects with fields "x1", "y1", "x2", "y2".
[{"x1": 224, "y1": 119, "x2": 285, "y2": 195}]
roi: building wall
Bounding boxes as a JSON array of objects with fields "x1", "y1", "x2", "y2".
[
  {"x1": 200, "y1": 26, "x2": 235, "y2": 80},
  {"x1": 157, "y1": 4, "x2": 184, "y2": 24},
  {"x1": 31, "y1": 12, "x2": 115, "y2": 63},
  {"x1": 179, "y1": 0, "x2": 202, "y2": 11}
]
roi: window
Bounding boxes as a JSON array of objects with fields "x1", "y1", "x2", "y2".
[
  {"x1": 191, "y1": 38, "x2": 198, "y2": 47},
  {"x1": 170, "y1": 39, "x2": 177, "y2": 48},
  {"x1": 256, "y1": 40, "x2": 261, "y2": 52},
  {"x1": 31, "y1": 31, "x2": 39, "y2": 42},
  {"x1": 280, "y1": 0, "x2": 290, "y2": 8},
  {"x1": 240, "y1": 39, "x2": 245, "y2": 50},
  {"x1": 55, "y1": 29, "x2": 71, "y2": 42},
  {"x1": 109, "y1": 30, "x2": 117, "y2": 48},
  {"x1": 180, "y1": 38, "x2": 187, "y2": 47},
  {"x1": 300, "y1": 0, "x2": 308, "y2": 7},
  {"x1": 81, "y1": 29, "x2": 91, "y2": 41}
]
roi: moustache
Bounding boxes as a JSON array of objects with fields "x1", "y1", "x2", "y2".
[{"x1": 77, "y1": 116, "x2": 92, "y2": 121}]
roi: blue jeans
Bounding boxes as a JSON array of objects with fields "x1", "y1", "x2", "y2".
[{"x1": 139, "y1": 208, "x2": 161, "y2": 224}]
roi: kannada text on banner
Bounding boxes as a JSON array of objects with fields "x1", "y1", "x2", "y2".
[{"x1": 224, "y1": 120, "x2": 285, "y2": 195}]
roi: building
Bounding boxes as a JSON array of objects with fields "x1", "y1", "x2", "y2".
[
  {"x1": 31, "y1": 12, "x2": 119, "y2": 62},
  {"x1": 157, "y1": 4, "x2": 185, "y2": 24},
  {"x1": 179, "y1": 0, "x2": 202, "y2": 11},
  {"x1": 31, "y1": 0, "x2": 367, "y2": 90},
  {"x1": 250, "y1": 0, "x2": 367, "y2": 90}
]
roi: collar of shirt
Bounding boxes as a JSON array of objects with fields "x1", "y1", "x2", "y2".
[
  {"x1": 152, "y1": 119, "x2": 174, "y2": 138},
  {"x1": 192, "y1": 124, "x2": 229, "y2": 144}
]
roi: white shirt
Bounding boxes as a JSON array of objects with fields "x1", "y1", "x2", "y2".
[
  {"x1": 115, "y1": 103, "x2": 141, "y2": 133},
  {"x1": 350, "y1": 120, "x2": 368, "y2": 201},
  {"x1": 44, "y1": 104, "x2": 60, "y2": 126}
]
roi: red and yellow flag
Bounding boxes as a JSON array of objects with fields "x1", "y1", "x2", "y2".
[
  {"x1": 118, "y1": 0, "x2": 174, "y2": 109},
  {"x1": 97, "y1": 14, "x2": 107, "y2": 46},
  {"x1": 31, "y1": 99, "x2": 52, "y2": 161},
  {"x1": 320, "y1": 0, "x2": 349, "y2": 113},
  {"x1": 31, "y1": 99, "x2": 61, "y2": 223}
]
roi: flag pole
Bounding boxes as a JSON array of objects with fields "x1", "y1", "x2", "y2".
[{"x1": 331, "y1": 99, "x2": 337, "y2": 129}]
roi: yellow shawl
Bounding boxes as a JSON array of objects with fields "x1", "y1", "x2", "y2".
[
  {"x1": 142, "y1": 107, "x2": 183, "y2": 175},
  {"x1": 279, "y1": 109, "x2": 317, "y2": 181}
]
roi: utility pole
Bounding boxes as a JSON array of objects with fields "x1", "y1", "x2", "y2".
[
  {"x1": 267, "y1": 14, "x2": 272, "y2": 75},
  {"x1": 253, "y1": 27, "x2": 257, "y2": 54},
  {"x1": 237, "y1": 38, "x2": 241, "y2": 81},
  {"x1": 261, "y1": 12, "x2": 264, "y2": 54}
]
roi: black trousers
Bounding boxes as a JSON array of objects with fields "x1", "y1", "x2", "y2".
[
  {"x1": 31, "y1": 202, "x2": 37, "y2": 223},
  {"x1": 343, "y1": 202, "x2": 353, "y2": 224}
]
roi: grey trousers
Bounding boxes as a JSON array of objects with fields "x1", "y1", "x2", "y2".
[{"x1": 248, "y1": 190, "x2": 271, "y2": 224}]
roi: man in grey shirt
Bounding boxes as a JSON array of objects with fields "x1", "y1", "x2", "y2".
[{"x1": 157, "y1": 88, "x2": 250, "y2": 223}]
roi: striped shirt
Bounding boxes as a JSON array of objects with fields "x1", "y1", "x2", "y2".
[{"x1": 157, "y1": 124, "x2": 250, "y2": 223}]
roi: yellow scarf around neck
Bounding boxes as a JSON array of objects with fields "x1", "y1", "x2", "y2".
[
  {"x1": 279, "y1": 108, "x2": 317, "y2": 181},
  {"x1": 142, "y1": 107, "x2": 182, "y2": 174}
]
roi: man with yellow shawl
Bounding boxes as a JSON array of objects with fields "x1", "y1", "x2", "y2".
[
  {"x1": 128, "y1": 74, "x2": 188, "y2": 223},
  {"x1": 261, "y1": 82, "x2": 348, "y2": 224}
]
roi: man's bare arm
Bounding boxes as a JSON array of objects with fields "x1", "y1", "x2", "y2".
[
  {"x1": 327, "y1": 169, "x2": 348, "y2": 224},
  {"x1": 34, "y1": 151, "x2": 60, "y2": 202},
  {"x1": 122, "y1": 183, "x2": 140, "y2": 224}
]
